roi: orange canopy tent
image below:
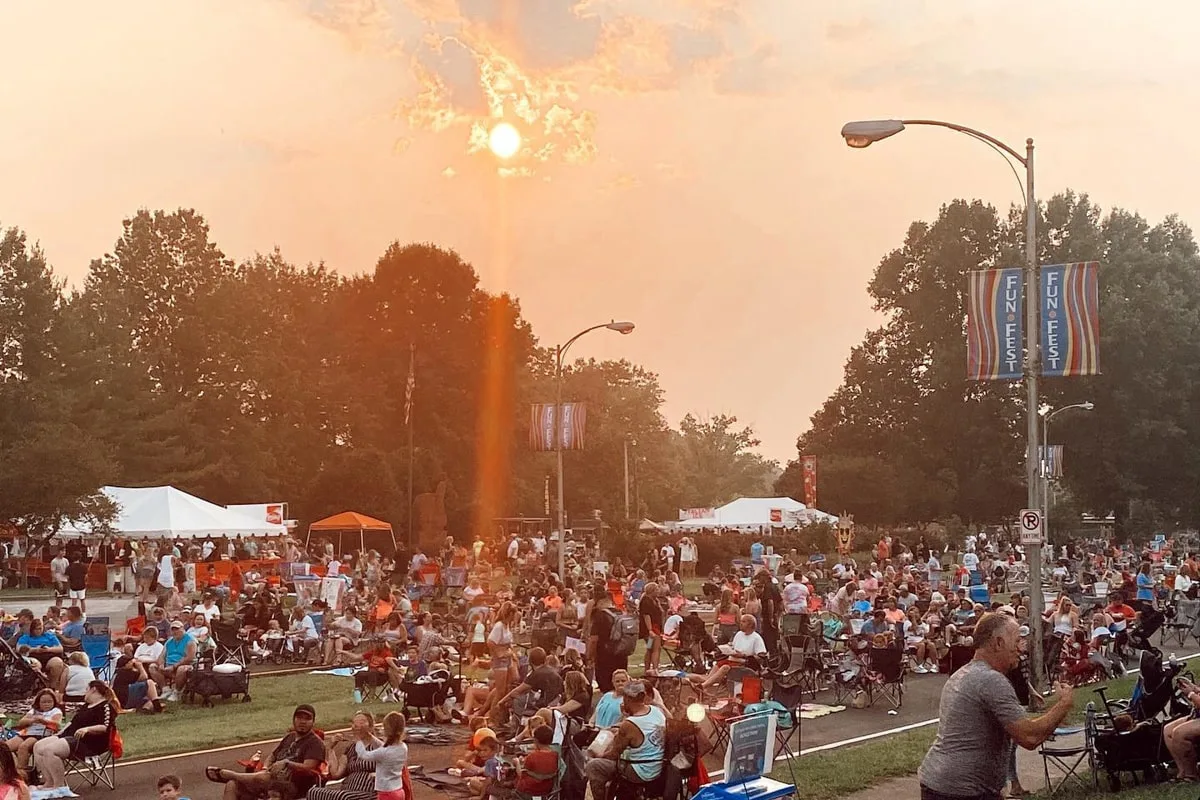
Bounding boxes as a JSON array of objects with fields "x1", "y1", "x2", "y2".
[{"x1": 306, "y1": 511, "x2": 397, "y2": 555}]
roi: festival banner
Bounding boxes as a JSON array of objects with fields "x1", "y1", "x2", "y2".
[
  {"x1": 679, "y1": 508, "x2": 715, "y2": 520},
  {"x1": 529, "y1": 403, "x2": 588, "y2": 451},
  {"x1": 966, "y1": 268, "x2": 1024, "y2": 380},
  {"x1": 1039, "y1": 445, "x2": 1065, "y2": 478},
  {"x1": 801, "y1": 455, "x2": 818, "y2": 508},
  {"x1": 1041, "y1": 262, "x2": 1100, "y2": 377}
]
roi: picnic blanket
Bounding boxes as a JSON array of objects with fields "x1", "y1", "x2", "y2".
[
  {"x1": 799, "y1": 703, "x2": 846, "y2": 720},
  {"x1": 309, "y1": 666, "x2": 363, "y2": 677}
]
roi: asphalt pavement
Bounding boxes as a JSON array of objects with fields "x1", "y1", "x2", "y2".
[{"x1": 800, "y1": 635, "x2": 1200, "y2": 754}]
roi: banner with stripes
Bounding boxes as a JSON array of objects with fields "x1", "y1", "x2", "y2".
[
  {"x1": 1039, "y1": 445, "x2": 1064, "y2": 478},
  {"x1": 529, "y1": 403, "x2": 588, "y2": 451},
  {"x1": 966, "y1": 268, "x2": 1024, "y2": 380},
  {"x1": 1041, "y1": 262, "x2": 1100, "y2": 377},
  {"x1": 801, "y1": 455, "x2": 818, "y2": 508}
]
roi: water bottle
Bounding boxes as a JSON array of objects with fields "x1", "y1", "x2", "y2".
[{"x1": 353, "y1": 688, "x2": 363, "y2": 704}]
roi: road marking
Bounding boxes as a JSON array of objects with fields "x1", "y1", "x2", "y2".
[{"x1": 797, "y1": 650, "x2": 1200, "y2": 758}]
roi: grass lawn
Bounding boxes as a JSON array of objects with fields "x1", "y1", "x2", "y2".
[
  {"x1": 780, "y1": 672, "x2": 1141, "y2": 800},
  {"x1": 105, "y1": 672, "x2": 397, "y2": 759}
]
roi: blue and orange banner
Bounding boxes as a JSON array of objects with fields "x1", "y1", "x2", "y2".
[
  {"x1": 966, "y1": 268, "x2": 1024, "y2": 380},
  {"x1": 529, "y1": 403, "x2": 588, "y2": 451},
  {"x1": 1041, "y1": 262, "x2": 1100, "y2": 377}
]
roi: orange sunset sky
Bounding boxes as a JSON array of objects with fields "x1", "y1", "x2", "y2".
[{"x1": 2, "y1": 1, "x2": 1198, "y2": 464}]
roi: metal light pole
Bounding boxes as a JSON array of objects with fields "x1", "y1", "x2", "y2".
[
  {"x1": 841, "y1": 119, "x2": 1045, "y2": 682},
  {"x1": 624, "y1": 437, "x2": 632, "y2": 521},
  {"x1": 554, "y1": 321, "x2": 635, "y2": 578},
  {"x1": 1041, "y1": 402, "x2": 1094, "y2": 539}
]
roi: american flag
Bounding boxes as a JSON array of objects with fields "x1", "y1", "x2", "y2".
[{"x1": 404, "y1": 344, "x2": 415, "y2": 426}]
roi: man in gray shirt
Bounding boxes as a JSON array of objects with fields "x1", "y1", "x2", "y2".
[{"x1": 918, "y1": 612, "x2": 1074, "y2": 800}]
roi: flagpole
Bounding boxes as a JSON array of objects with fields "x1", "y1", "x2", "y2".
[{"x1": 406, "y1": 343, "x2": 415, "y2": 551}]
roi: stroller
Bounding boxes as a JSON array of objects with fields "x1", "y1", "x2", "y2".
[
  {"x1": 0, "y1": 638, "x2": 47, "y2": 703},
  {"x1": 1091, "y1": 648, "x2": 1188, "y2": 790}
]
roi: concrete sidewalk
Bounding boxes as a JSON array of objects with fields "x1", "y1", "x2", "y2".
[{"x1": 835, "y1": 734, "x2": 1084, "y2": 800}]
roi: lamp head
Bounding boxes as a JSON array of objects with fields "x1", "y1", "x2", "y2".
[
  {"x1": 841, "y1": 120, "x2": 906, "y2": 148},
  {"x1": 606, "y1": 321, "x2": 635, "y2": 335},
  {"x1": 1082, "y1": 402, "x2": 1095, "y2": 411}
]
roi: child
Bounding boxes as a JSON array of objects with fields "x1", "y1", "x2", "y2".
[
  {"x1": 356, "y1": 711, "x2": 408, "y2": 800},
  {"x1": 456, "y1": 734, "x2": 499, "y2": 796},
  {"x1": 515, "y1": 725, "x2": 559, "y2": 796},
  {"x1": 156, "y1": 774, "x2": 190, "y2": 800}
]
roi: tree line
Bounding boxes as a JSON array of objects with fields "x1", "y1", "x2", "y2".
[
  {"x1": 0, "y1": 210, "x2": 781, "y2": 543},
  {"x1": 776, "y1": 191, "x2": 1200, "y2": 538}
]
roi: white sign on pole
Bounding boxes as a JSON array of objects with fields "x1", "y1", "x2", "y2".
[{"x1": 1019, "y1": 508, "x2": 1044, "y2": 544}]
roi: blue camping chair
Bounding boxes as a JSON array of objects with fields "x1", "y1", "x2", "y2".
[{"x1": 82, "y1": 633, "x2": 113, "y2": 681}]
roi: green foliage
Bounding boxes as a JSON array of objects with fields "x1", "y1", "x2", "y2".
[
  {"x1": 785, "y1": 192, "x2": 1200, "y2": 534},
  {"x1": 0, "y1": 210, "x2": 784, "y2": 544}
]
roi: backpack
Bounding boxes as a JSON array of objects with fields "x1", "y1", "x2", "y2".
[{"x1": 604, "y1": 609, "x2": 638, "y2": 657}]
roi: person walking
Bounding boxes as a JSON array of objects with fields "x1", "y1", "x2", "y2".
[{"x1": 918, "y1": 612, "x2": 1074, "y2": 800}]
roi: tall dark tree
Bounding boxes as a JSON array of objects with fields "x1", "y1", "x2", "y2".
[{"x1": 783, "y1": 191, "x2": 1200, "y2": 535}]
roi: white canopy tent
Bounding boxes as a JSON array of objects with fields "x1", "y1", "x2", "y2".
[
  {"x1": 60, "y1": 486, "x2": 287, "y2": 540},
  {"x1": 670, "y1": 496, "x2": 838, "y2": 530}
]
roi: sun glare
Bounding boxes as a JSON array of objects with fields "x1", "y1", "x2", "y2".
[{"x1": 488, "y1": 122, "x2": 521, "y2": 159}]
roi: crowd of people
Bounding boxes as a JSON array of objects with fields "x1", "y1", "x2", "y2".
[{"x1": 0, "y1": 529, "x2": 814, "y2": 800}]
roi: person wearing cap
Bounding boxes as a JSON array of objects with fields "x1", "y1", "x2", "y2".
[
  {"x1": 151, "y1": 620, "x2": 197, "y2": 702},
  {"x1": 113, "y1": 655, "x2": 162, "y2": 714},
  {"x1": 585, "y1": 680, "x2": 666, "y2": 800},
  {"x1": 208, "y1": 705, "x2": 324, "y2": 799}
]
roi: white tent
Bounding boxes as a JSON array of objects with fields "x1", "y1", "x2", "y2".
[
  {"x1": 60, "y1": 486, "x2": 287, "y2": 540},
  {"x1": 671, "y1": 496, "x2": 837, "y2": 530}
]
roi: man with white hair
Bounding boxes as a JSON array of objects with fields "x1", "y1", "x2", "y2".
[{"x1": 919, "y1": 612, "x2": 1071, "y2": 800}]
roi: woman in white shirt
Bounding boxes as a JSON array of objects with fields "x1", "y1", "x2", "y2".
[
  {"x1": 1176, "y1": 564, "x2": 1195, "y2": 597},
  {"x1": 487, "y1": 603, "x2": 519, "y2": 700},
  {"x1": 63, "y1": 652, "x2": 94, "y2": 700},
  {"x1": 688, "y1": 614, "x2": 765, "y2": 690}
]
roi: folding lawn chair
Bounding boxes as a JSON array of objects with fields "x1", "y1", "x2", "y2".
[
  {"x1": 82, "y1": 632, "x2": 114, "y2": 681},
  {"x1": 768, "y1": 680, "x2": 803, "y2": 756},
  {"x1": 64, "y1": 726, "x2": 121, "y2": 792},
  {"x1": 1039, "y1": 708, "x2": 1097, "y2": 794},
  {"x1": 1162, "y1": 597, "x2": 1200, "y2": 648},
  {"x1": 864, "y1": 646, "x2": 905, "y2": 709},
  {"x1": 355, "y1": 668, "x2": 393, "y2": 703}
]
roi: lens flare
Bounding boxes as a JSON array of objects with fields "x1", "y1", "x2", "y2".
[{"x1": 488, "y1": 122, "x2": 522, "y2": 159}]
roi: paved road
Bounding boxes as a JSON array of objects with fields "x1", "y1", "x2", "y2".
[{"x1": 800, "y1": 636, "x2": 1200, "y2": 753}]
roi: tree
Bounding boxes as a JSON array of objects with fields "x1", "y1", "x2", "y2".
[
  {"x1": 786, "y1": 191, "x2": 1200, "y2": 535},
  {"x1": 0, "y1": 226, "x2": 114, "y2": 547},
  {"x1": 673, "y1": 414, "x2": 778, "y2": 507}
]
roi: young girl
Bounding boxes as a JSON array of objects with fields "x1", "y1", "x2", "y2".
[{"x1": 356, "y1": 711, "x2": 408, "y2": 800}]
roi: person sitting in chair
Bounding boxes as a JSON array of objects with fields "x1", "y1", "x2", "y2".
[
  {"x1": 499, "y1": 647, "x2": 563, "y2": 717},
  {"x1": 151, "y1": 620, "x2": 197, "y2": 702},
  {"x1": 585, "y1": 681, "x2": 666, "y2": 800},
  {"x1": 207, "y1": 704, "x2": 324, "y2": 799},
  {"x1": 685, "y1": 614, "x2": 765, "y2": 691},
  {"x1": 31, "y1": 681, "x2": 118, "y2": 790},
  {"x1": 14, "y1": 618, "x2": 66, "y2": 692}
]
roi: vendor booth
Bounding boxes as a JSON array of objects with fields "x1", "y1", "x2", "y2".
[
  {"x1": 306, "y1": 511, "x2": 397, "y2": 555},
  {"x1": 670, "y1": 496, "x2": 838, "y2": 531},
  {"x1": 59, "y1": 485, "x2": 288, "y2": 539}
]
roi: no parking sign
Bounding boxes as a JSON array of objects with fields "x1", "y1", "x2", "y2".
[{"x1": 1019, "y1": 508, "x2": 1043, "y2": 544}]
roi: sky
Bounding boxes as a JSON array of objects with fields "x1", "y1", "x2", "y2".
[{"x1": 3, "y1": 1, "x2": 1200, "y2": 465}]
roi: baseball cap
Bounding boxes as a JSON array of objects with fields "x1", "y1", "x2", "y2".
[
  {"x1": 622, "y1": 681, "x2": 648, "y2": 698},
  {"x1": 170, "y1": 620, "x2": 185, "y2": 629},
  {"x1": 471, "y1": 727, "x2": 498, "y2": 749},
  {"x1": 294, "y1": 704, "x2": 316, "y2": 719}
]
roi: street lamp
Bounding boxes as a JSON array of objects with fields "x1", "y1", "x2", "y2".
[
  {"x1": 841, "y1": 117, "x2": 1045, "y2": 680},
  {"x1": 1041, "y1": 402, "x2": 1094, "y2": 540},
  {"x1": 555, "y1": 321, "x2": 635, "y2": 578}
]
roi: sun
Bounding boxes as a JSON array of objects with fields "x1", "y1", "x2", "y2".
[{"x1": 488, "y1": 122, "x2": 522, "y2": 159}]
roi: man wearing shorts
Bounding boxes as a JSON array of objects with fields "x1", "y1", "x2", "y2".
[
  {"x1": 66, "y1": 556, "x2": 90, "y2": 613},
  {"x1": 209, "y1": 704, "x2": 325, "y2": 799}
]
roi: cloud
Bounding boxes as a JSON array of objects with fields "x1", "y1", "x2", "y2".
[
  {"x1": 825, "y1": 17, "x2": 876, "y2": 42},
  {"x1": 295, "y1": 0, "x2": 771, "y2": 175},
  {"x1": 714, "y1": 43, "x2": 784, "y2": 96}
]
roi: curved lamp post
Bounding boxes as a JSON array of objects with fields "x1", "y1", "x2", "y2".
[
  {"x1": 555, "y1": 321, "x2": 635, "y2": 577},
  {"x1": 1041, "y1": 402, "x2": 1094, "y2": 540},
  {"x1": 841, "y1": 118, "x2": 1045, "y2": 680}
]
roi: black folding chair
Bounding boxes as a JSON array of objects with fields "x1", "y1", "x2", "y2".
[
  {"x1": 865, "y1": 646, "x2": 905, "y2": 709},
  {"x1": 211, "y1": 620, "x2": 249, "y2": 667},
  {"x1": 1039, "y1": 708, "x2": 1097, "y2": 794}
]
